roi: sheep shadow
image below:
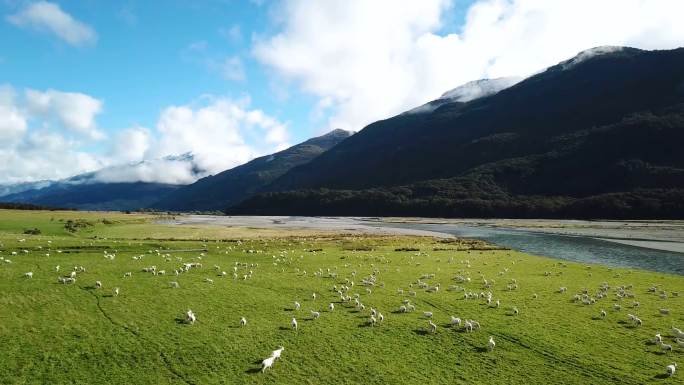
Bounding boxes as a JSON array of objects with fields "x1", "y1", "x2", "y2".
[
  {"x1": 244, "y1": 367, "x2": 262, "y2": 374},
  {"x1": 412, "y1": 329, "x2": 429, "y2": 336},
  {"x1": 653, "y1": 374, "x2": 670, "y2": 379},
  {"x1": 283, "y1": 307, "x2": 294, "y2": 312},
  {"x1": 102, "y1": 294, "x2": 114, "y2": 298},
  {"x1": 474, "y1": 346, "x2": 489, "y2": 353},
  {"x1": 358, "y1": 323, "x2": 372, "y2": 328},
  {"x1": 82, "y1": 285, "x2": 96, "y2": 291},
  {"x1": 174, "y1": 317, "x2": 188, "y2": 325},
  {"x1": 278, "y1": 326, "x2": 290, "y2": 331},
  {"x1": 390, "y1": 310, "x2": 404, "y2": 314}
]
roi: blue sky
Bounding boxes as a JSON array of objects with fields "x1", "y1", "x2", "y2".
[{"x1": 1, "y1": 0, "x2": 682, "y2": 184}]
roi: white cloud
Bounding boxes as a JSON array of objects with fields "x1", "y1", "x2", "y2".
[
  {"x1": 92, "y1": 97, "x2": 291, "y2": 184},
  {"x1": 150, "y1": 96, "x2": 289, "y2": 177},
  {"x1": 0, "y1": 85, "x2": 27, "y2": 142},
  {"x1": 6, "y1": 1, "x2": 97, "y2": 46},
  {"x1": 183, "y1": 42, "x2": 247, "y2": 82},
  {"x1": 220, "y1": 25, "x2": 243, "y2": 43},
  {"x1": 254, "y1": 0, "x2": 684, "y2": 132},
  {"x1": 0, "y1": 130, "x2": 102, "y2": 184},
  {"x1": 215, "y1": 56, "x2": 246, "y2": 82},
  {"x1": 25, "y1": 88, "x2": 104, "y2": 139}
]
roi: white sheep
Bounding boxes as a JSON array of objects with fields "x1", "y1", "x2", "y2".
[
  {"x1": 464, "y1": 320, "x2": 473, "y2": 332},
  {"x1": 451, "y1": 316, "x2": 462, "y2": 326},
  {"x1": 312, "y1": 293, "x2": 316, "y2": 301},
  {"x1": 676, "y1": 339, "x2": 684, "y2": 348},
  {"x1": 113, "y1": 287, "x2": 120, "y2": 296},
  {"x1": 95, "y1": 281, "x2": 102, "y2": 289},
  {"x1": 659, "y1": 308, "x2": 670, "y2": 315},
  {"x1": 169, "y1": 281, "x2": 179, "y2": 288},
  {"x1": 24, "y1": 272, "x2": 33, "y2": 279},
  {"x1": 123, "y1": 272, "x2": 131, "y2": 278},
  {"x1": 423, "y1": 311, "x2": 433, "y2": 319},
  {"x1": 378, "y1": 313, "x2": 384, "y2": 322},
  {"x1": 369, "y1": 315, "x2": 377, "y2": 326},
  {"x1": 328, "y1": 303, "x2": 334, "y2": 311},
  {"x1": 291, "y1": 317, "x2": 298, "y2": 330},
  {"x1": 399, "y1": 305, "x2": 407, "y2": 313},
  {"x1": 488, "y1": 336, "x2": 496, "y2": 351},
  {"x1": 428, "y1": 320, "x2": 437, "y2": 333},
  {"x1": 659, "y1": 341, "x2": 673, "y2": 352},
  {"x1": 240, "y1": 317, "x2": 247, "y2": 326},
  {"x1": 666, "y1": 363, "x2": 676, "y2": 377},
  {"x1": 271, "y1": 346, "x2": 284, "y2": 360},
  {"x1": 261, "y1": 356, "x2": 275, "y2": 373},
  {"x1": 294, "y1": 301, "x2": 301, "y2": 310},
  {"x1": 600, "y1": 309, "x2": 607, "y2": 318},
  {"x1": 311, "y1": 310, "x2": 320, "y2": 319},
  {"x1": 186, "y1": 309, "x2": 196, "y2": 324}
]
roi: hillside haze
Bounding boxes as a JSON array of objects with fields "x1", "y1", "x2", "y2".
[
  {"x1": 151, "y1": 129, "x2": 353, "y2": 211},
  {"x1": 230, "y1": 47, "x2": 684, "y2": 218}
]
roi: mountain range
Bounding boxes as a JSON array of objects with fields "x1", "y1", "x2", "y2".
[
  {"x1": 3, "y1": 46, "x2": 683, "y2": 218},
  {"x1": 228, "y1": 46, "x2": 684, "y2": 218}
]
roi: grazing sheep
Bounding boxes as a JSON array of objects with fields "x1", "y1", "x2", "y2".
[
  {"x1": 311, "y1": 311, "x2": 320, "y2": 319},
  {"x1": 113, "y1": 287, "x2": 120, "y2": 296},
  {"x1": 271, "y1": 346, "x2": 284, "y2": 360},
  {"x1": 24, "y1": 272, "x2": 33, "y2": 279},
  {"x1": 423, "y1": 311, "x2": 433, "y2": 319},
  {"x1": 369, "y1": 315, "x2": 377, "y2": 326},
  {"x1": 488, "y1": 336, "x2": 496, "y2": 351},
  {"x1": 261, "y1": 356, "x2": 275, "y2": 373},
  {"x1": 378, "y1": 313, "x2": 384, "y2": 322},
  {"x1": 532, "y1": 293, "x2": 538, "y2": 299},
  {"x1": 399, "y1": 305, "x2": 407, "y2": 313},
  {"x1": 123, "y1": 272, "x2": 131, "y2": 278},
  {"x1": 407, "y1": 304, "x2": 415, "y2": 312},
  {"x1": 451, "y1": 316, "x2": 462, "y2": 326},
  {"x1": 675, "y1": 339, "x2": 684, "y2": 348},
  {"x1": 312, "y1": 293, "x2": 316, "y2": 301},
  {"x1": 660, "y1": 308, "x2": 670, "y2": 315},
  {"x1": 186, "y1": 309, "x2": 196, "y2": 324},
  {"x1": 328, "y1": 303, "x2": 334, "y2": 311},
  {"x1": 55, "y1": 265, "x2": 60, "y2": 272},
  {"x1": 95, "y1": 280, "x2": 102, "y2": 288},
  {"x1": 600, "y1": 309, "x2": 607, "y2": 318},
  {"x1": 512, "y1": 307, "x2": 519, "y2": 315},
  {"x1": 291, "y1": 317, "x2": 298, "y2": 330},
  {"x1": 294, "y1": 301, "x2": 301, "y2": 310},
  {"x1": 666, "y1": 363, "x2": 676, "y2": 377},
  {"x1": 613, "y1": 304, "x2": 621, "y2": 311},
  {"x1": 673, "y1": 327, "x2": 684, "y2": 339},
  {"x1": 240, "y1": 317, "x2": 247, "y2": 326},
  {"x1": 659, "y1": 341, "x2": 673, "y2": 352},
  {"x1": 654, "y1": 334, "x2": 663, "y2": 344},
  {"x1": 428, "y1": 320, "x2": 437, "y2": 333}
]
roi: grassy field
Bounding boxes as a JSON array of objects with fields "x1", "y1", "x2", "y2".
[{"x1": 0, "y1": 209, "x2": 682, "y2": 384}]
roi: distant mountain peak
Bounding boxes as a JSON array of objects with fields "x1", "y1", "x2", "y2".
[
  {"x1": 405, "y1": 76, "x2": 522, "y2": 115},
  {"x1": 559, "y1": 46, "x2": 641, "y2": 70},
  {"x1": 439, "y1": 77, "x2": 523, "y2": 102}
]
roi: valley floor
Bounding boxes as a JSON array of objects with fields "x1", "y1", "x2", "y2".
[{"x1": 0, "y1": 210, "x2": 682, "y2": 384}]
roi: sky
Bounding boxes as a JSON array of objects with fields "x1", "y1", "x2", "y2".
[{"x1": 1, "y1": 0, "x2": 683, "y2": 185}]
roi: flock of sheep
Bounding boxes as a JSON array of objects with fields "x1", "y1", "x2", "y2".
[{"x1": 5, "y1": 236, "x2": 682, "y2": 379}]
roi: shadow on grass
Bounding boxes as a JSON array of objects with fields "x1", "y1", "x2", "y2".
[
  {"x1": 278, "y1": 326, "x2": 292, "y2": 331},
  {"x1": 283, "y1": 307, "x2": 294, "y2": 312},
  {"x1": 474, "y1": 346, "x2": 489, "y2": 353},
  {"x1": 412, "y1": 329, "x2": 429, "y2": 336},
  {"x1": 102, "y1": 294, "x2": 114, "y2": 298},
  {"x1": 245, "y1": 367, "x2": 262, "y2": 374},
  {"x1": 174, "y1": 317, "x2": 188, "y2": 325},
  {"x1": 653, "y1": 374, "x2": 670, "y2": 379}
]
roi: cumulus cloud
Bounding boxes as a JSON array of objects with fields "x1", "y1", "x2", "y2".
[
  {"x1": 0, "y1": 85, "x2": 27, "y2": 142},
  {"x1": 0, "y1": 86, "x2": 107, "y2": 183},
  {"x1": 6, "y1": 1, "x2": 97, "y2": 46},
  {"x1": 0, "y1": 85, "x2": 290, "y2": 185},
  {"x1": 254, "y1": 0, "x2": 684, "y2": 132},
  {"x1": 0, "y1": 130, "x2": 102, "y2": 184},
  {"x1": 25, "y1": 88, "x2": 105, "y2": 139}
]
